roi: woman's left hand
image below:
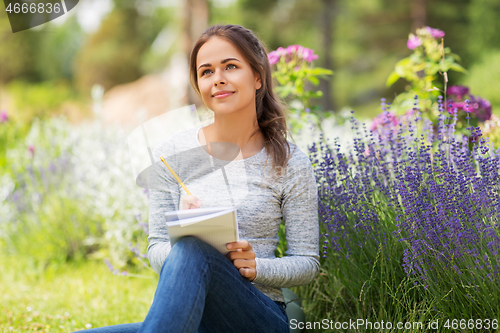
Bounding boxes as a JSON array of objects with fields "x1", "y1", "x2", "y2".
[{"x1": 226, "y1": 240, "x2": 256, "y2": 282}]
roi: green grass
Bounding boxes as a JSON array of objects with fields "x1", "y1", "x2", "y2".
[{"x1": 0, "y1": 255, "x2": 158, "y2": 332}]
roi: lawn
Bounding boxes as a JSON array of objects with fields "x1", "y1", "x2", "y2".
[{"x1": 0, "y1": 255, "x2": 158, "y2": 332}]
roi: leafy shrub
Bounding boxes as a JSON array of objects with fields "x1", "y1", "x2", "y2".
[{"x1": 0, "y1": 117, "x2": 148, "y2": 268}]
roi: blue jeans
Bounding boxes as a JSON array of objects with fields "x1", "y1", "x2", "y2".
[{"x1": 76, "y1": 236, "x2": 290, "y2": 333}]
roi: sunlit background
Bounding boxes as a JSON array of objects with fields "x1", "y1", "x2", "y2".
[{"x1": 1, "y1": 0, "x2": 499, "y2": 124}]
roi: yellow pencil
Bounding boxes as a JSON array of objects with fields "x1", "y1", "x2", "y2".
[{"x1": 160, "y1": 156, "x2": 192, "y2": 195}]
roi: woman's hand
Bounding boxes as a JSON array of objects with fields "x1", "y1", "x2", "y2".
[
  {"x1": 226, "y1": 240, "x2": 256, "y2": 281},
  {"x1": 181, "y1": 195, "x2": 202, "y2": 210}
]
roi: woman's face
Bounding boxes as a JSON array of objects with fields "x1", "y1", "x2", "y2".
[{"x1": 196, "y1": 37, "x2": 262, "y2": 117}]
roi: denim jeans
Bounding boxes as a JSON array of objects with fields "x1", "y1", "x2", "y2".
[{"x1": 75, "y1": 236, "x2": 290, "y2": 333}]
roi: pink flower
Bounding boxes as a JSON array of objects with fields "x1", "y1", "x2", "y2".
[
  {"x1": 286, "y1": 44, "x2": 302, "y2": 55},
  {"x1": 270, "y1": 45, "x2": 319, "y2": 64},
  {"x1": 425, "y1": 27, "x2": 445, "y2": 39},
  {"x1": 28, "y1": 145, "x2": 35, "y2": 157},
  {"x1": 268, "y1": 51, "x2": 280, "y2": 65},
  {"x1": 370, "y1": 112, "x2": 399, "y2": 131},
  {"x1": 0, "y1": 109, "x2": 7, "y2": 123},
  {"x1": 407, "y1": 35, "x2": 422, "y2": 50},
  {"x1": 276, "y1": 47, "x2": 286, "y2": 57},
  {"x1": 301, "y1": 48, "x2": 318, "y2": 62},
  {"x1": 451, "y1": 101, "x2": 467, "y2": 113}
]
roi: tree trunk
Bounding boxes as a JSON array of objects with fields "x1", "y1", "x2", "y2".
[
  {"x1": 182, "y1": 0, "x2": 208, "y2": 106},
  {"x1": 180, "y1": 0, "x2": 193, "y2": 106},
  {"x1": 411, "y1": 0, "x2": 427, "y2": 32},
  {"x1": 191, "y1": 0, "x2": 209, "y2": 39},
  {"x1": 319, "y1": 0, "x2": 336, "y2": 112}
]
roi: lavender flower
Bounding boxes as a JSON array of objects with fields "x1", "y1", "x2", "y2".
[{"x1": 312, "y1": 95, "x2": 500, "y2": 294}]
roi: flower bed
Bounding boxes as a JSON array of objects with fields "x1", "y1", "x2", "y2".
[{"x1": 298, "y1": 98, "x2": 500, "y2": 328}]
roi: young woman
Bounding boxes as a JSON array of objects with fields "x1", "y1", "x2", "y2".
[{"x1": 77, "y1": 24, "x2": 319, "y2": 333}]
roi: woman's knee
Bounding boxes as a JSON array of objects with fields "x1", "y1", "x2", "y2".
[
  {"x1": 172, "y1": 236, "x2": 220, "y2": 256},
  {"x1": 160, "y1": 237, "x2": 218, "y2": 277},
  {"x1": 173, "y1": 236, "x2": 206, "y2": 253}
]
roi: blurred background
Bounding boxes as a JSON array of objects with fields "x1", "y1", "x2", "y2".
[
  {"x1": 1, "y1": 0, "x2": 499, "y2": 125},
  {"x1": 1, "y1": 0, "x2": 500, "y2": 331}
]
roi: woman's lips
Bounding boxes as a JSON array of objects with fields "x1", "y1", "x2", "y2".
[{"x1": 212, "y1": 91, "x2": 234, "y2": 99}]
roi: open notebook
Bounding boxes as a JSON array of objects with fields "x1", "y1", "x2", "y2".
[{"x1": 165, "y1": 207, "x2": 239, "y2": 254}]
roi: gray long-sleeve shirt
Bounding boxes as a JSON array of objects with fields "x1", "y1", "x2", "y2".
[{"x1": 147, "y1": 127, "x2": 319, "y2": 302}]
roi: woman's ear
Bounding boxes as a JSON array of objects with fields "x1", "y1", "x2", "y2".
[{"x1": 255, "y1": 73, "x2": 262, "y2": 90}]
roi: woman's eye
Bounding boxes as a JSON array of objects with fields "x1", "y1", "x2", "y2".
[
  {"x1": 226, "y1": 64, "x2": 237, "y2": 70},
  {"x1": 201, "y1": 69, "x2": 212, "y2": 76}
]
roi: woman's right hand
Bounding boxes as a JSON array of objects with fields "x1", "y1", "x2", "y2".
[{"x1": 181, "y1": 195, "x2": 203, "y2": 210}]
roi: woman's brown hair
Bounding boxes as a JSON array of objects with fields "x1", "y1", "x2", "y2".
[{"x1": 189, "y1": 24, "x2": 292, "y2": 178}]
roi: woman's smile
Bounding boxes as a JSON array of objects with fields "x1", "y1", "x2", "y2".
[{"x1": 212, "y1": 90, "x2": 235, "y2": 99}]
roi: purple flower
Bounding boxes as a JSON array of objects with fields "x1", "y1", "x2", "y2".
[
  {"x1": 469, "y1": 95, "x2": 492, "y2": 122},
  {"x1": 407, "y1": 35, "x2": 422, "y2": 50},
  {"x1": 426, "y1": 27, "x2": 445, "y2": 39},
  {"x1": 28, "y1": 145, "x2": 35, "y2": 157},
  {"x1": 448, "y1": 85, "x2": 469, "y2": 101},
  {"x1": 0, "y1": 109, "x2": 8, "y2": 123},
  {"x1": 104, "y1": 259, "x2": 114, "y2": 272}
]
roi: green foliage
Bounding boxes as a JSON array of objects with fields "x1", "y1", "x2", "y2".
[
  {"x1": 35, "y1": 16, "x2": 85, "y2": 82},
  {"x1": 5, "y1": 195, "x2": 104, "y2": 263},
  {"x1": 386, "y1": 27, "x2": 466, "y2": 117},
  {"x1": 292, "y1": 256, "x2": 433, "y2": 332},
  {"x1": 274, "y1": 221, "x2": 287, "y2": 258},
  {"x1": 381, "y1": 26, "x2": 499, "y2": 145},
  {"x1": 466, "y1": 0, "x2": 500, "y2": 62},
  {"x1": 0, "y1": 15, "x2": 39, "y2": 83},
  {"x1": 6, "y1": 80, "x2": 81, "y2": 123},
  {"x1": 0, "y1": 119, "x2": 29, "y2": 172},
  {"x1": 0, "y1": 255, "x2": 158, "y2": 332},
  {"x1": 1, "y1": 118, "x2": 100, "y2": 265},
  {"x1": 274, "y1": 66, "x2": 333, "y2": 111},
  {"x1": 0, "y1": 117, "x2": 149, "y2": 268},
  {"x1": 269, "y1": 45, "x2": 333, "y2": 134},
  {"x1": 0, "y1": 11, "x2": 84, "y2": 84},
  {"x1": 462, "y1": 50, "x2": 500, "y2": 113}
]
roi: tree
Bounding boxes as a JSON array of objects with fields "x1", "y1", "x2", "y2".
[{"x1": 73, "y1": 1, "x2": 165, "y2": 93}]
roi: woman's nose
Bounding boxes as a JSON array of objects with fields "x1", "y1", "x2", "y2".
[{"x1": 213, "y1": 70, "x2": 226, "y2": 86}]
